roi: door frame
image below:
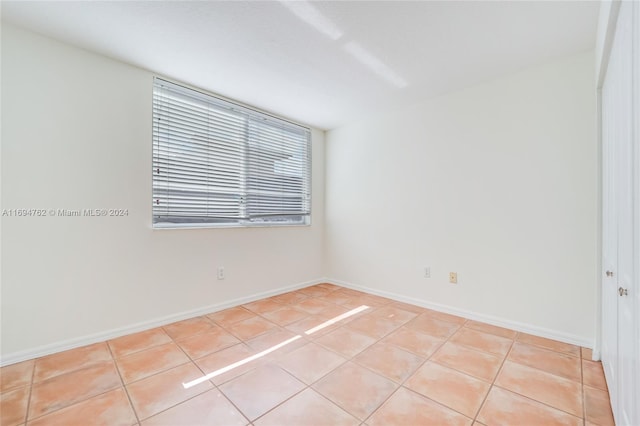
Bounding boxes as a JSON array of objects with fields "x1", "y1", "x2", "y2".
[{"x1": 594, "y1": 0, "x2": 622, "y2": 362}]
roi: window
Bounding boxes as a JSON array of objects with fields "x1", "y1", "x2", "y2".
[{"x1": 152, "y1": 78, "x2": 311, "y2": 228}]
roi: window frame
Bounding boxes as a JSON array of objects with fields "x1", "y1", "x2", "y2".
[{"x1": 151, "y1": 78, "x2": 312, "y2": 230}]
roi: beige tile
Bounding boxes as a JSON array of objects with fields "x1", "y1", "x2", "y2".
[
  {"x1": 581, "y1": 347, "x2": 594, "y2": 360},
  {"x1": 316, "y1": 283, "x2": 341, "y2": 291},
  {"x1": 352, "y1": 294, "x2": 394, "y2": 307},
  {"x1": 316, "y1": 303, "x2": 353, "y2": 320},
  {"x1": 33, "y1": 343, "x2": 113, "y2": 382},
  {"x1": 176, "y1": 327, "x2": 240, "y2": 359},
  {"x1": 115, "y1": 342, "x2": 190, "y2": 384},
  {"x1": 262, "y1": 306, "x2": 309, "y2": 326},
  {"x1": 334, "y1": 288, "x2": 366, "y2": 298},
  {"x1": 508, "y1": 342, "x2": 581, "y2": 382},
  {"x1": 354, "y1": 342, "x2": 424, "y2": 383},
  {"x1": 284, "y1": 315, "x2": 333, "y2": 336},
  {"x1": 162, "y1": 317, "x2": 215, "y2": 340},
  {"x1": 405, "y1": 361, "x2": 490, "y2": 418},
  {"x1": 422, "y1": 308, "x2": 467, "y2": 325},
  {"x1": 244, "y1": 328, "x2": 305, "y2": 361},
  {"x1": 477, "y1": 386, "x2": 582, "y2": 426},
  {"x1": 254, "y1": 388, "x2": 359, "y2": 426},
  {"x1": 0, "y1": 360, "x2": 34, "y2": 392},
  {"x1": 495, "y1": 361, "x2": 582, "y2": 417},
  {"x1": 370, "y1": 306, "x2": 418, "y2": 326},
  {"x1": 516, "y1": 333, "x2": 580, "y2": 357},
  {"x1": 269, "y1": 291, "x2": 309, "y2": 305},
  {"x1": 29, "y1": 361, "x2": 121, "y2": 419},
  {"x1": 584, "y1": 386, "x2": 614, "y2": 426},
  {"x1": 228, "y1": 316, "x2": 277, "y2": 340},
  {"x1": 315, "y1": 327, "x2": 376, "y2": 358},
  {"x1": 345, "y1": 313, "x2": 401, "y2": 339},
  {"x1": 340, "y1": 300, "x2": 373, "y2": 311},
  {"x1": 464, "y1": 320, "x2": 517, "y2": 339},
  {"x1": 449, "y1": 328, "x2": 512, "y2": 357},
  {"x1": 219, "y1": 364, "x2": 305, "y2": 421},
  {"x1": 583, "y1": 359, "x2": 608, "y2": 391},
  {"x1": 318, "y1": 291, "x2": 355, "y2": 306},
  {"x1": 295, "y1": 298, "x2": 335, "y2": 315},
  {"x1": 431, "y1": 342, "x2": 503, "y2": 382},
  {"x1": 313, "y1": 362, "x2": 397, "y2": 421},
  {"x1": 405, "y1": 314, "x2": 461, "y2": 339},
  {"x1": 195, "y1": 343, "x2": 261, "y2": 386},
  {"x1": 126, "y1": 362, "x2": 213, "y2": 420},
  {"x1": 298, "y1": 285, "x2": 332, "y2": 298},
  {"x1": 242, "y1": 299, "x2": 285, "y2": 314},
  {"x1": 382, "y1": 327, "x2": 444, "y2": 358},
  {"x1": 28, "y1": 388, "x2": 137, "y2": 426},
  {"x1": 206, "y1": 306, "x2": 255, "y2": 327},
  {"x1": 142, "y1": 389, "x2": 247, "y2": 426},
  {"x1": 368, "y1": 387, "x2": 471, "y2": 426},
  {"x1": 389, "y1": 301, "x2": 425, "y2": 314},
  {"x1": 1, "y1": 386, "x2": 29, "y2": 426},
  {"x1": 277, "y1": 342, "x2": 346, "y2": 384},
  {"x1": 109, "y1": 328, "x2": 172, "y2": 358}
]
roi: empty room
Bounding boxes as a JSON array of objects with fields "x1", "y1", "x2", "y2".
[{"x1": 1, "y1": 1, "x2": 638, "y2": 425}]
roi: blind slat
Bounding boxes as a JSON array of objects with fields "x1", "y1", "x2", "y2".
[{"x1": 153, "y1": 78, "x2": 310, "y2": 227}]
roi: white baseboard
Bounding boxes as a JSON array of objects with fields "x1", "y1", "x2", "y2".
[
  {"x1": 326, "y1": 277, "x2": 593, "y2": 349},
  {"x1": 0, "y1": 278, "x2": 324, "y2": 367},
  {"x1": 1, "y1": 276, "x2": 593, "y2": 366}
]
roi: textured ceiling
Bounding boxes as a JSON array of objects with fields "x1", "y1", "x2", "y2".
[{"x1": 1, "y1": 1, "x2": 599, "y2": 130}]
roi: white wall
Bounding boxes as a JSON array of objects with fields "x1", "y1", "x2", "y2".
[
  {"x1": 0, "y1": 25, "x2": 325, "y2": 360},
  {"x1": 325, "y1": 51, "x2": 597, "y2": 344},
  {"x1": 1, "y1": 23, "x2": 598, "y2": 361}
]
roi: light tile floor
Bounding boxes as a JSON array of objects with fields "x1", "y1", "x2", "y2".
[{"x1": 0, "y1": 284, "x2": 615, "y2": 425}]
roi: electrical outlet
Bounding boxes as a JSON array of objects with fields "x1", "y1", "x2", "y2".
[
  {"x1": 449, "y1": 272, "x2": 458, "y2": 284},
  {"x1": 217, "y1": 266, "x2": 225, "y2": 280},
  {"x1": 424, "y1": 267, "x2": 431, "y2": 278}
]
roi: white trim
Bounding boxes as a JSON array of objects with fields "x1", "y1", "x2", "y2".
[
  {"x1": 594, "y1": 85, "x2": 604, "y2": 362},
  {"x1": 1, "y1": 276, "x2": 594, "y2": 366},
  {"x1": 596, "y1": 0, "x2": 622, "y2": 89},
  {"x1": 0, "y1": 278, "x2": 323, "y2": 367},
  {"x1": 593, "y1": 0, "x2": 622, "y2": 364},
  {"x1": 326, "y1": 277, "x2": 592, "y2": 349}
]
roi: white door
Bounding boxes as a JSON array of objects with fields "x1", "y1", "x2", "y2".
[
  {"x1": 615, "y1": 3, "x2": 636, "y2": 425},
  {"x1": 601, "y1": 4, "x2": 621, "y2": 403},
  {"x1": 601, "y1": 2, "x2": 639, "y2": 425}
]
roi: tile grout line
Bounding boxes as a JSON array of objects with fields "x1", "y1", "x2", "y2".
[
  {"x1": 25, "y1": 381, "x2": 126, "y2": 423},
  {"x1": 189, "y1": 359, "x2": 253, "y2": 426},
  {"x1": 151, "y1": 316, "x2": 252, "y2": 424},
  {"x1": 224, "y1": 294, "x2": 394, "y2": 423},
  {"x1": 106, "y1": 339, "x2": 141, "y2": 425},
  {"x1": 471, "y1": 331, "x2": 518, "y2": 423},
  {"x1": 23, "y1": 357, "x2": 37, "y2": 424},
  {"x1": 303, "y1": 304, "x2": 475, "y2": 422},
  {"x1": 247, "y1": 367, "x2": 313, "y2": 424},
  {"x1": 253, "y1": 324, "x2": 381, "y2": 423},
  {"x1": 496, "y1": 339, "x2": 583, "y2": 384},
  {"x1": 217, "y1": 288, "x2": 355, "y2": 424},
  {"x1": 581, "y1": 349, "x2": 586, "y2": 426},
  {"x1": 23, "y1": 352, "x2": 126, "y2": 423},
  {"x1": 489, "y1": 383, "x2": 586, "y2": 422},
  {"x1": 359, "y1": 319, "x2": 467, "y2": 424},
  {"x1": 515, "y1": 334, "x2": 581, "y2": 358},
  {"x1": 486, "y1": 346, "x2": 586, "y2": 419}
]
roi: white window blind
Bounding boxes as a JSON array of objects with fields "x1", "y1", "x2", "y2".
[{"x1": 152, "y1": 78, "x2": 311, "y2": 228}]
